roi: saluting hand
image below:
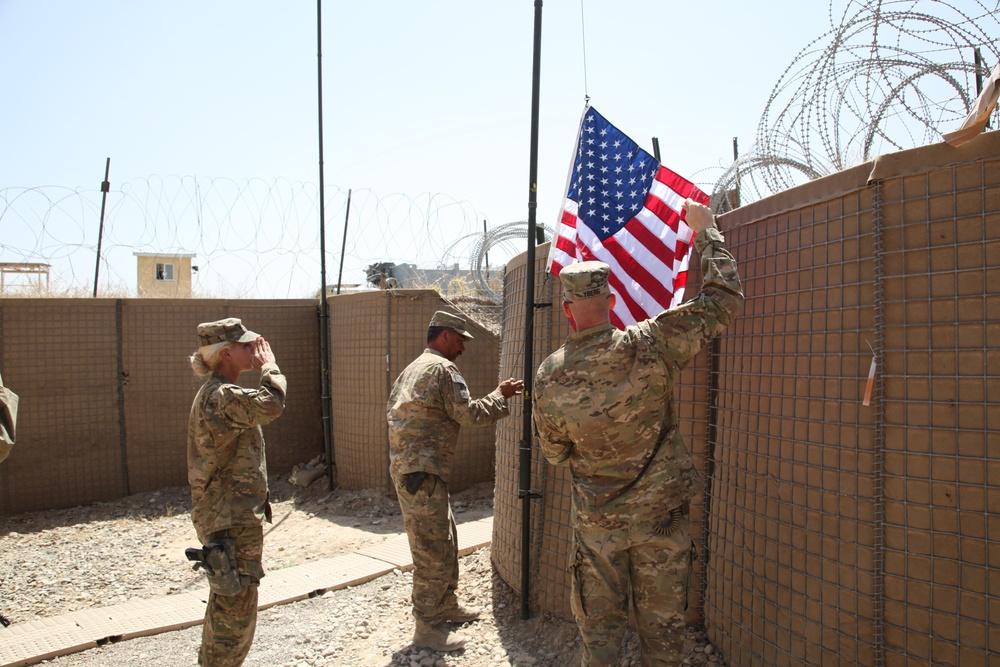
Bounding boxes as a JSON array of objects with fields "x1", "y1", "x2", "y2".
[{"x1": 250, "y1": 338, "x2": 276, "y2": 370}]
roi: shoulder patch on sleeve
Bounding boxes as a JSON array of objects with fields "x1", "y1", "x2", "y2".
[{"x1": 448, "y1": 368, "x2": 471, "y2": 402}]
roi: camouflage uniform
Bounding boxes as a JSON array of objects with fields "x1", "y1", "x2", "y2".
[
  {"x1": 533, "y1": 228, "x2": 743, "y2": 666},
  {"x1": 188, "y1": 319, "x2": 286, "y2": 667},
  {"x1": 387, "y1": 313, "x2": 510, "y2": 625}
]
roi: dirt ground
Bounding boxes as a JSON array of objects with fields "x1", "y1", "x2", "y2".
[
  {"x1": 0, "y1": 465, "x2": 724, "y2": 666},
  {"x1": 0, "y1": 465, "x2": 492, "y2": 624}
]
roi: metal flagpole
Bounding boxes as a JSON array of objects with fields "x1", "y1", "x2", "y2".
[
  {"x1": 519, "y1": 0, "x2": 543, "y2": 621},
  {"x1": 316, "y1": 0, "x2": 335, "y2": 489},
  {"x1": 93, "y1": 158, "x2": 111, "y2": 297}
]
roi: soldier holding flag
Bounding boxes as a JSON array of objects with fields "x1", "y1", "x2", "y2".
[{"x1": 533, "y1": 199, "x2": 743, "y2": 666}]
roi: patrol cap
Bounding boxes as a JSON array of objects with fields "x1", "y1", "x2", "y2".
[
  {"x1": 429, "y1": 310, "x2": 474, "y2": 340},
  {"x1": 560, "y1": 261, "x2": 610, "y2": 301},
  {"x1": 197, "y1": 318, "x2": 260, "y2": 347}
]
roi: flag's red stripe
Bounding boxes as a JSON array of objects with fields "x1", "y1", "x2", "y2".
[
  {"x1": 607, "y1": 226, "x2": 677, "y2": 308},
  {"x1": 644, "y1": 192, "x2": 681, "y2": 233},
  {"x1": 560, "y1": 209, "x2": 579, "y2": 228},
  {"x1": 673, "y1": 265, "x2": 688, "y2": 295},
  {"x1": 625, "y1": 211, "x2": 678, "y2": 276},
  {"x1": 555, "y1": 235, "x2": 576, "y2": 256},
  {"x1": 657, "y1": 166, "x2": 708, "y2": 205},
  {"x1": 689, "y1": 183, "x2": 709, "y2": 205},
  {"x1": 587, "y1": 235, "x2": 669, "y2": 323}
]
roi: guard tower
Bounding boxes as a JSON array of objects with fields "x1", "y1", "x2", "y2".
[
  {"x1": 0, "y1": 262, "x2": 51, "y2": 294},
  {"x1": 134, "y1": 252, "x2": 196, "y2": 298}
]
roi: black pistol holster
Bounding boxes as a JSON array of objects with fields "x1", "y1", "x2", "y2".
[{"x1": 185, "y1": 539, "x2": 242, "y2": 596}]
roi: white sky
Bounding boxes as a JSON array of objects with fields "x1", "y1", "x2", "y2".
[{"x1": 0, "y1": 1, "x2": 836, "y2": 294}]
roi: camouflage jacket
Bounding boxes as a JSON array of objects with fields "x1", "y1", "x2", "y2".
[
  {"x1": 533, "y1": 227, "x2": 744, "y2": 522},
  {"x1": 188, "y1": 362, "x2": 286, "y2": 544},
  {"x1": 387, "y1": 349, "x2": 509, "y2": 483}
]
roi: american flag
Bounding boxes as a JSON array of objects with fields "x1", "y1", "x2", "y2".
[{"x1": 547, "y1": 106, "x2": 709, "y2": 329}]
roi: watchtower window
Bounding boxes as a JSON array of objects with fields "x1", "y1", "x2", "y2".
[{"x1": 155, "y1": 262, "x2": 175, "y2": 281}]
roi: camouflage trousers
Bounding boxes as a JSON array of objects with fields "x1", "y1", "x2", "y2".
[
  {"x1": 570, "y1": 512, "x2": 693, "y2": 667},
  {"x1": 199, "y1": 524, "x2": 264, "y2": 667},
  {"x1": 391, "y1": 471, "x2": 461, "y2": 624}
]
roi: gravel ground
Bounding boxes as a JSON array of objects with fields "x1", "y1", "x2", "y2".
[{"x1": 0, "y1": 473, "x2": 725, "y2": 666}]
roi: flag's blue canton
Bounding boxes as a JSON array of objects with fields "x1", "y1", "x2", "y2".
[{"x1": 567, "y1": 108, "x2": 659, "y2": 242}]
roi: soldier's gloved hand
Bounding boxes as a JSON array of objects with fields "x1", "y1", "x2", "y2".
[
  {"x1": 681, "y1": 198, "x2": 716, "y2": 235},
  {"x1": 498, "y1": 378, "x2": 524, "y2": 398}
]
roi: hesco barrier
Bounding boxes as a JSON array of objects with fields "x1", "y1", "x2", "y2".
[
  {"x1": 0, "y1": 291, "x2": 499, "y2": 513},
  {"x1": 328, "y1": 289, "x2": 500, "y2": 494},
  {"x1": 0, "y1": 299, "x2": 324, "y2": 514},
  {"x1": 493, "y1": 130, "x2": 1000, "y2": 667}
]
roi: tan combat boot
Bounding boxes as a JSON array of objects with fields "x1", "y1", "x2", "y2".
[
  {"x1": 412, "y1": 619, "x2": 468, "y2": 652},
  {"x1": 439, "y1": 603, "x2": 482, "y2": 623}
]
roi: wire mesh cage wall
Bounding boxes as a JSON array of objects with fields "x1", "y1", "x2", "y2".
[
  {"x1": 707, "y1": 131, "x2": 1000, "y2": 666},
  {"x1": 328, "y1": 289, "x2": 501, "y2": 494},
  {"x1": 496, "y1": 130, "x2": 1000, "y2": 666},
  {"x1": 708, "y1": 162, "x2": 881, "y2": 666},
  {"x1": 0, "y1": 299, "x2": 324, "y2": 514},
  {"x1": 494, "y1": 245, "x2": 714, "y2": 621}
]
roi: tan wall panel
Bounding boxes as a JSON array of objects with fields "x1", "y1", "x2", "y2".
[
  {"x1": 0, "y1": 299, "x2": 323, "y2": 513},
  {"x1": 329, "y1": 290, "x2": 500, "y2": 493},
  {"x1": 0, "y1": 299, "x2": 125, "y2": 512}
]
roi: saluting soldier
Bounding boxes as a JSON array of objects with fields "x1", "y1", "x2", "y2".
[
  {"x1": 188, "y1": 318, "x2": 286, "y2": 667},
  {"x1": 533, "y1": 199, "x2": 744, "y2": 666},
  {"x1": 387, "y1": 310, "x2": 523, "y2": 652}
]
